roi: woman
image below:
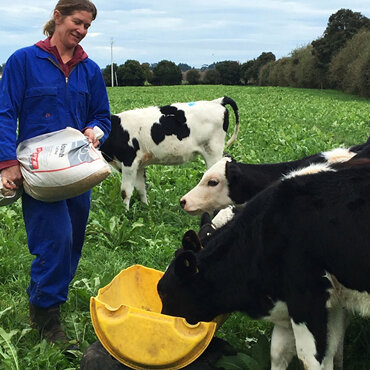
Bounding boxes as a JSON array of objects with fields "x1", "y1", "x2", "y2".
[{"x1": 0, "y1": 0, "x2": 110, "y2": 345}]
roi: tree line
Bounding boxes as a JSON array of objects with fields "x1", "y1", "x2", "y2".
[{"x1": 101, "y1": 9, "x2": 370, "y2": 97}]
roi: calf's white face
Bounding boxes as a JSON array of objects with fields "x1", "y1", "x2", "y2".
[{"x1": 180, "y1": 157, "x2": 233, "y2": 215}]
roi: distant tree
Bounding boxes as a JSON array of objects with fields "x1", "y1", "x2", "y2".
[
  {"x1": 257, "y1": 45, "x2": 322, "y2": 89},
  {"x1": 116, "y1": 59, "x2": 145, "y2": 86},
  {"x1": 290, "y1": 45, "x2": 321, "y2": 88},
  {"x1": 241, "y1": 60, "x2": 256, "y2": 84},
  {"x1": 242, "y1": 52, "x2": 276, "y2": 85},
  {"x1": 264, "y1": 57, "x2": 291, "y2": 87},
  {"x1": 141, "y1": 62, "x2": 153, "y2": 84},
  {"x1": 101, "y1": 63, "x2": 118, "y2": 86},
  {"x1": 201, "y1": 63, "x2": 217, "y2": 72},
  {"x1": 215, "y1": 61, "x2": 241, "y2": 85},
  {"x1": 255, "y1": 52, "x2": 276, "y2": 83},
  {"x1": 257, "y1": 52, "x2": 276, "y2": 65},
  {"x1": 258, "y1": 62, "x2": 274, "y2": 86},
  {"x1": 178, "y1": 63, "x2": 193, "y2": 72},
  {"x1": 329, "y1": 29, "x2": 370, "y2": 96},
  {"x1": 0, "y1": 63, "x2": 4, "y2": 74},
  {"x1": 312, "y1": 9, "x2": 370, "y2": 68},
  {"x1": 152, "y1": 60, "x2": 182, "y2": 85},
  {"x1": 360, "y1": 58, "x2": 370, "y2": 97},
  {"x1": 202, "y1": 69, "x2": 221, "y2": 84},
  {"x1": 186, "y1": 69, "x2": 201, "y2": 85}
]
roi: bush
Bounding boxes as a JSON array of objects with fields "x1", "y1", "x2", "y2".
[
  {"x1": 263, "y1": 57, "x2": 291, "y2": 86},
  {"x1": 186, "y1": 69, "x2": 201, "y2": 85},
  {"x1": 141, "y1": 63, "x2": 153, "y2": 84},
  {"x1": 329, "y1": 29, "x2": 370, "y2": 96},
  {"x1": 202, "y1": 69, "x2": 221, "y2": 84},
  {"x1": 257, "y1": 46, "x2": 323, "y2": 89},
  {"x1": 215, "y1": 61, "x2": 241, "y2": 85},
  {"x1": 116, "y1": 60, "x2": 145, "y2": 86},
  {"x1": 258, "y1": 62, "x2": 273, "y2": 86},
  {"x1": 241, "y1": 60, "x2": 256, "y2": 85},
  {"x1": 359, "y1": 57, "x2": 370, "y2": 97},
  {"x1": 152, "y1": 60, "x2": 182, "y2": 85},
  {"x1": 290, "y1": 45, "x2": 322, "y2": 88}
]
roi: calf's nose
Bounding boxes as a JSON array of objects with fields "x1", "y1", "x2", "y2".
[{"x1": 180, "y1": 199, "x2": 186, "y2": 209}]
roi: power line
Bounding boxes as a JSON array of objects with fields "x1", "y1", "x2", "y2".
[{"x1": 111, "y1": 38, "x2": 114, "y2": 87}]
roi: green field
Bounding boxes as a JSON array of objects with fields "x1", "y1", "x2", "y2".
[{"x1": 1, "y1": 85, "x2": 370, "y2": 369}]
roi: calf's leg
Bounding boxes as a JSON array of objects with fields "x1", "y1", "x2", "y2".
[
  {"x1": 270, "y1": 323, "x2": 296, "y2": 370},
  {"x1": 291, "y1": 320, "x2": 322, "y2": 370},
  {"x1": 120, "y1": 164, "x2": 139, "y2": 209},
  {"x1": 323, "y1": 307, "x2": 348, "y2": 370},
  {"x1": 135, "y1": 167, "x2": 148, "y2": 204},
  {"x1": 333, "y1": 311, "x2": 350, "y2": 370}
]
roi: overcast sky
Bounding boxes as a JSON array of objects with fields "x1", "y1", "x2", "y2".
[{"x1": 1, "y1": 0, "x2": 370, "y2": 69}]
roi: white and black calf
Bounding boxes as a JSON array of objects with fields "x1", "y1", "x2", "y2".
[
  {"x1": 195, "y1": 205, "x2": 349, "y2": 370},
  {"x1": 179, "y1": 145, "x2": 366, "y2": 215},
  {"x1": 158, "y1": 158, "x2": 370, "y2": 370},
  {"x1": 100, "y1": 96, "x2": 239, "y2": 209}
]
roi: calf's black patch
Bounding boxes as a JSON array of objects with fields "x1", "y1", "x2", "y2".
[
  {"x1": 100, "y1": 114, "x2": 140, "y2": 167},
  {"x1": 151, "y1": 105, "x2": 190, "y2": 145}
]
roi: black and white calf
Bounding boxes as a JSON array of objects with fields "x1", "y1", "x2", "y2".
[
  {"x1": 179, "y1": 145, "x2": 364, "y2": 215},
  {"x1": 158, "y1": 159, "x2": 370, "y2": 370},
  {"x1": 100, "y1": 97, "x2": 239, "y2": 209},
  {"x1": 195, "y1": 205, "x2": 348, "y2": 370}
]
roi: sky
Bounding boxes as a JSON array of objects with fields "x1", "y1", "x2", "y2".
[{"x1": 1, "y1": 0, "x2": 370, "y2": 69}]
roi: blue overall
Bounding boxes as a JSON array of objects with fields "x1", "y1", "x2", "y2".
[{"x1": 0, "y1": 44, "x2": 111, "y2": 308}]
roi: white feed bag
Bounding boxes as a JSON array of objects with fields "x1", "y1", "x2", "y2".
[
  {"x1": 0, "y1": 174, "x2": 22, "y2": 206},
  {"x1": 17, "y1": 127, "x2": 111, "y2": 202}
]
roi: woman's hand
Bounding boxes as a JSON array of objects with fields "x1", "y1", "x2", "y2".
[
  {"x1": 84, "y1": 128, "x2": 100, "y2": 148},
  {"x1": 1, "y1": 165, "x2": 23, "y2": 190}
]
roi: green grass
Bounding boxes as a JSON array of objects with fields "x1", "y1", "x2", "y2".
[{"x1": 1, "y1": 85, "x2": 369, "y2": 369}]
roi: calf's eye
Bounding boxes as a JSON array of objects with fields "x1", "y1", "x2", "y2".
[{"x1": 207, "y1": 180, "x2": 219, "y2": 187}]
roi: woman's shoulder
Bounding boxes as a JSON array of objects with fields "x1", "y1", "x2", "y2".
[
  {"x1": 9, "y1": 44, "x2": 39, "y2": 61},
  {"x1": 82, "y1": 57, "x2": 100, "y2": 70},
  {"x1": 81, "y1": 57, "x2": 103, "y2": 77}
]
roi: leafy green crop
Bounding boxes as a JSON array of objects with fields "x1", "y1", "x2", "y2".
[{"x1": 1, "y1": 85, "x2": 369, "y2": 369}]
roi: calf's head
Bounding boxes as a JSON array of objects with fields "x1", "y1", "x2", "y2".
[
  {"x1": 180, "y1": 157, "x2": 233, "y2": 215},
  {"x1": 158, "y1": 232, "x2": 215, "y2": 324}
]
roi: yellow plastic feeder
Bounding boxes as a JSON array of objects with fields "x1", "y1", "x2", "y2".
[{"x1": 90, "y1": 265, "x2": 225, "y2": 370}]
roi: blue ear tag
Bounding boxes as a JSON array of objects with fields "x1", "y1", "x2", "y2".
[{"x1": 188, "y1": 102, "x2": 195, "y2": 106}]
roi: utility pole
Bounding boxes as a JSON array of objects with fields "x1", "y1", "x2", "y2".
[{"x1": 111, "y1": 38, "x2": 114, "y2": 87}]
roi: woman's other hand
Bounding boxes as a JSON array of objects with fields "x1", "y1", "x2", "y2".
[{"x1": 1, "y1": 164, "x2": 23, "y2": 190}]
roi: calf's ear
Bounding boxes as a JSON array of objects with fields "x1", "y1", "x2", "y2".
[
  {"x1": 175, "y1": 251, "x2": 198, "y2": 278},
  {"x1": 225, "y1": 160, "x2": 241, "y2": 184},
  {"x1": 223, "y1": 153, "x2": 234, "y2": 160},
  {"x1": 182, "y1": 230, "x2": 202, "y2": 252},
  {"x1": 200, "y1": 212, "x2": 212, "y2": 227}
]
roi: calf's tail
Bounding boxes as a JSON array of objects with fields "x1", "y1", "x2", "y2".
[{"x1": 217, "y1": 96, "x2": 240, "y2": 147}]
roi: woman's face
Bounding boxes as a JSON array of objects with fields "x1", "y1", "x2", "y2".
[{"x1": 53, "y1": 10, "x2": 93, "y2": 50}]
